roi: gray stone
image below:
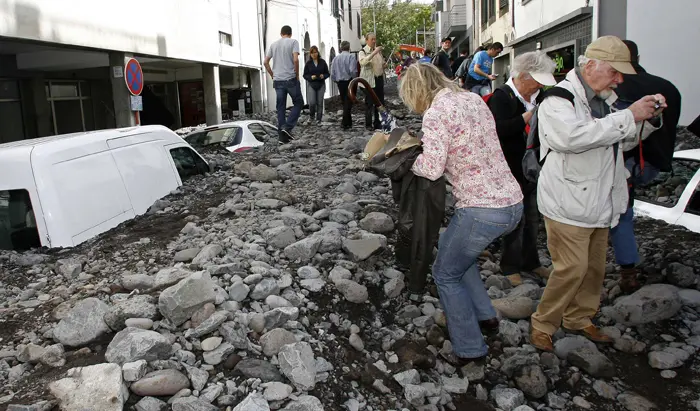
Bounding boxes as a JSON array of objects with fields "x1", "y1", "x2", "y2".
[
  {"x1": 491, "y1": 387, "x2": 526, "y2": 411},
  {"x1": 384, "y1": 277, "x2": 405, "y2": 298},
  {"x1": 461, "y1": 361, "x2": 485, "y2": 382},
  {"x1": 667, "y1": 262, "x2": 697, "y2": 288},
  {"x1": 39, "y1": 344, "x2": 66, "y2": 368},
  {"x1": 53, "y1": 297, "x2": 111, "y2": 347},
  {"x1": 500, "y1": 354, "x2": 539, "y2": 378},
  {"x1": 121, "y1": 274, "x2": 155, "y2": 291},
  {"x1": 191, "y1": 244, "x2": 223, "y2": 265},
  {"x1": 256, "y1": 199, "x2": 288, "y2": 209},
  {"x1": 282, "y1": 395, "x2": 324, "y2": 411},
  {"x1": 122, "y1": 359, "x2": 148, "y2": 382},
  {"x1": 264, "y1": 226, "x2": 297, "y2": 249},
  {"x1": 336, "y1": 181, "x2": 357, "y2": 194},
  {"x1": 104, "y1": 295, "x2": 159, "y2": 331},
  {"x1": 249, "y1": 164, "x2": 279, "y2": 182},
  {"x1": 679, "y1": 289, "x2": 700, "y2": 308},
  {"x1": 264, "y1": 307, "x2": 299, "y2": 329},
  {"x1": 174, "y1": 248, "x2": 201, "y2": 263},
  {"x1": 130, "y1": 369, "x2": 190, "y2": 396},
  {"x1": 228, "y1": 281, "x2": 250, "y2": 302},
  {"x1": 284, "y1": 237, "x2": 322, "y2": 262},
  {"x1": 15, "y1": 254, "x2": 46, "y2": 266},
  {"x1": 263, "y1": 382, "x2": 293, "y2": 401},
  {"x1": 499, "y1": 320, "x2": 522, "y2": 347},
  {"x1": 234, "y1": 359, "x2": 283, "y2": 382},
  {"x1": 393, "y1": 369, "x2": 420, "y2": 387},
  {"x1": 592, "y1": 379, "x2": 618, "y2": 399},
  {"x1": 158, "y1": 272, "x2": 217, "y2": 326},
  {"x1": 200, "y1": 384, "x2": 224, "y2": 403},
  {"x1": 56, "y1": 258, "x2": 82, "y2": 280},
  {"x1": 232, "y1": 392, "x2": 270, "y2": 411},
  {"x1": 260, "y1": 328, "x2": 297, "y2": 356},
  {"x1": 300, "y1": 278, "x2": 326, "y2": 292},
  {"x1": 567, "y1": 347, "x2": 616, "y2": 378},
  {"x1": 648, "y1": 351, "x2": 684, "y2": 369},
  {"x1": 603, "y1": 284, "x2": 682, "y2": 325},
  {"x1": 441, "y1": 376, "x2": 468, "y2": 394},
  {"x1": 105, "y1": 327, "x2": 171, "y2": 365},
  {"x1": 617, "y1": 392, "x2": 656, "y2": 411},
  {"x1": 17, "y1": 343, "x2": 44, "y2": 363},
  {"x1": 219, "y1": 322, "x2": 249, "y2": 349},
  {"x1": 251, "y1": 278, "x2": 281, "y2": 300},
  {"x1": 359, "y1": 212, "x2": 395, "y2": 233},
  {"x1": 329, "y1": 266, "x2": 352, "y2": 284},
  {"x1": 48, "y1": 363, "x2": 126, "y2": 411},
  {"x1": 349, "y1": 333, "x2": 364, "y2": 351},
  {"x1": 554, "y1": 336, "x2": 597, "y2": 360},
  {"x1": 124, "y1": 318, "x2": 154, "y2": 329},
  {"x1": 547, "y1": 392, "x2": 567, "y2": 409},
  {"x1": 185, "y1": 311, "x2": 228, "y2": 338},
  {"x1": 404, "y1": 384, "x2": 427, "y2": 406},
  {"x1": 614, "y1": 336, "x2": 647, "y2": 354},
  {"x1": 201, "y1": 337, "x2": 222, "y2": 351},
  {"x1": 513, "y1": 364, "x2": 548, "y2": 399},
  {"x1": 492, "y1": 297, "x2": 534, "y2": 320},
  {"x1": 330, "y1": 209, "x2": 355, "y2": 223},
  {"x1": 183, "y1": 364, "x2": 209, "y2": 391},
  {"x1": 342, "y1": 237, "x2": 385, "y2": 261},
  {"x1": 357, "y1": 171, "x2": 379, "y2": 183},
  {"x1": 153, "y1": 267, "x2": 193, "y2": 289},
  {"x1": 278, "y1": 342, "x2": 316, "y2": 391},
  {"x1": 135, "y1": 397, "x2": 168, "y2": 411},
  {"x1": 171, "y1": 397, "x2": 219, "y2": 411},
  {"x1": 202, "y1": 342, "x2": 236, "y2": 365},
  {"x1": 335, "y1": 279, "x2": 368, "y2": 303}
]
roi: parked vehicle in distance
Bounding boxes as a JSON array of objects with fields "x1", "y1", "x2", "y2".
[
  {"x1": 183, "y1": 120, "x2": 278, "y2": 153},
  {"x1": 634, "y1": 149, "x2": 700, "y2": 233},
  {"x1": 0, "y1": 125, "x2": 210, "y2": 250}
]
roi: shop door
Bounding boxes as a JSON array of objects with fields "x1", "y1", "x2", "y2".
[{"x1": 179, "y1": 81, "x2": 206, "y2": 127}]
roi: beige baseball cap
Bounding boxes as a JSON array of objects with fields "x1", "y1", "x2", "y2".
[
  {"x1": 529, "y1": 71, "x2": 557, "y2": 86},
  {"x1": 584, "y1": 36, "x2": 636, "y2": 75}
]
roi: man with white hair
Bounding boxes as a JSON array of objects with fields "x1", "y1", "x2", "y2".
[
  {"x1": 358, "y1": 33, "x2": 386, "y2": 130},
  {"x1": 529, "y1": 36, "x2": 667, "y2": 352},
  {"x1": 486, "y1": 51, "x2": 558, "y2": 286}
]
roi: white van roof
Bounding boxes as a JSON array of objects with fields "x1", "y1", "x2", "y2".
[{"x1": 0, "y1": 125, "x2": 184, "y2": 191}]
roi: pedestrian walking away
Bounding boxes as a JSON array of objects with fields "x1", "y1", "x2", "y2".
[
  {"x1": 451, "y1": 48, "x2": 469, "y2": 79},
  {"x1": 400, "y1": 63, "x2": 523, "y2": 364},
  {"x1": 264, "y1": 25, "x2": 304, "y2": 144},
  {"x1": 358, "y1": 33, "x2": 386, "y2": 130},
  {"x1": 486, "y1": 51, "x2": 558, "y2": 286},
  {"x1": 330, "y1": 41, "x2": 358, "y2": 130},
  {"x1": 303, "y1": 45, "x2": 330, "y2": 124},
  {"x1": 609, "y1": 39, "x2": 683, "y2": 293},
  {"x1": 529, "y1": 36, "x2": 668, "y2": 353},
  {"x1": 466, "y1": 43, "x2": 503, "y2": 96},
  {"x1": 432, "y1": 37, "x2": 453, "y2": 78}
]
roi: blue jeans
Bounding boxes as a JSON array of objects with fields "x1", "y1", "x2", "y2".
[
  {"x1": 470, "y1": 84, "x2": 492, "y2": 96},
  {"x1": 274, "y1": 79, "x2": 304, "y2": 132},
  {"x1": 432, "y1": 203, "x2": 523, "y2": 358},
  {"x1": 610, "y1": 158, "x2": 659, "y2": 265}
]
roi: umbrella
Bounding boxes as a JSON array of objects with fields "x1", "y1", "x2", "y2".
[{"x1": 348, "y1": 77, "x2": 397, "y2": 133}]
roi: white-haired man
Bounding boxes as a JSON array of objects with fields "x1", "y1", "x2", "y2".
[
  {"x1": 529, "y1": 36, "x2": 667, "y2": 352},
  {"x1": 486, "y1": 51, "x2": 558, "y2": 286}
]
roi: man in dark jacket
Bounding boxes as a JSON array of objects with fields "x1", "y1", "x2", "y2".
[
  {"x1": 487, "y1": 51, "x2": 558, "y2": 285},
  {"x1": 451, "y1": 48, "x2": 468, "y2": 78},
  {"x1": 610, "y1": 39, "x2": 682, "y2": 293},
  {"x1": 432, "y1": 38, "x2": 453, "y2": 78}
]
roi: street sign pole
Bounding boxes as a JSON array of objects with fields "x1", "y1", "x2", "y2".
[{"x1": 124, "y1": 57, "x2": 144, "y2": 126}]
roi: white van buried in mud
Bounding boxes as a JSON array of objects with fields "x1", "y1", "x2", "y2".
[{"x1": 0, "y1": 125, "x2": 210, "y2": 251}]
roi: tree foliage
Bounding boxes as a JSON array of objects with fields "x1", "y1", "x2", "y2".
[{"x1": 360, "y1": 0, "x2": 435, "y2": 57}]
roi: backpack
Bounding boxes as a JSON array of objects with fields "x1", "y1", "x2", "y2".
[
  {"x1": 483, "y1": 85, "x2": 532, "y2": 135},
  {"x1": 521, "y1": 87, "x2": 576, "y2": 183}
]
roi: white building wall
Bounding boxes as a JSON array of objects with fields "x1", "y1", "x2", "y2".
[
  {"x1": 0, "y1": 0, "x2": 221, "y2": 64},
  {"x1": 627, "y1": 0, "x2": 699, "y2": 125},
  {"x1": 514, "y1": 0, "x2": 588, "y2": 39}
]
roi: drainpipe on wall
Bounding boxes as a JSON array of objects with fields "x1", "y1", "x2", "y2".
[
  {"x1": 591, "y1": 0, "x2": 600, "y2": 39},
  {"x1": 256, "y1": 0, "x2": 268, "y2": 111},
  {"x1": 316, "y1": 0, "x2": 322, "y2": 51}
]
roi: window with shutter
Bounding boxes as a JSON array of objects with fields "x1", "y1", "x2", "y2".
[
  {"x1": 499, "y1": 0, "x2": 509, "y2": 13},
  {"x1": 481, "y1": 0, "x2": 488, "y2": 24},
  {"x1": 489, "y1": 0, "x2": 496, "y2": 20}
]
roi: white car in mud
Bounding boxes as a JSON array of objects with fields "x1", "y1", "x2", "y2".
[
  {"x1": 183, "y1": 121, "x2": 278, "y2": 153},
  {"x1": 633, "y1": 149, "x2": 700, "y2": 233}
]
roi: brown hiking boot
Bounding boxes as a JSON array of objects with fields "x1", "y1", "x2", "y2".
[
  {"x1": 619, "y1": 267, "x2": 641, "y2": 294},
  {"x1": 565, "y1": 325, "x2": 614, "y2": 344},
  {"x1": 530, "y1": 328, "x2": 554, "y2": 352}
]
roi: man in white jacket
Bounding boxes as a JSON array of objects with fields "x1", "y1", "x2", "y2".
[{"x1": 529, "y1": 36, "x2": 667, "y2": 352}]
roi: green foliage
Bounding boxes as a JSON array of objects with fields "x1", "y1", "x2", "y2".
[{"x1": 360, "y1": 0, "x2": 435, "y2": 57}]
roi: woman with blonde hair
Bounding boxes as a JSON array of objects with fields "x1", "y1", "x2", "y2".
[{"x1": 401, "y1": 63, "x2": 523, "y2": 364}]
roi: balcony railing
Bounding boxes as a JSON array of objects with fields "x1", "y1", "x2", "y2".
[{"x1": 442, "y1": 4, "x2": 468, "y2": 37}]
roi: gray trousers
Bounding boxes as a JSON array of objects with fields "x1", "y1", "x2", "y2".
[{"x1": 306, "y1": 83, "x2": 326, "y2": 121}]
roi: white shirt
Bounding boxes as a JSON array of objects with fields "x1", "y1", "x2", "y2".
[{"x1": 506, "y1": 77, "x2": 538, "y2": 112}]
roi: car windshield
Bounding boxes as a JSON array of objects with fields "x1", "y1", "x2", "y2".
[
  {"x1": 185, "y1": 128, "x2": 238, "y2": 147},
  {"x1": 0, "y1": 189, "x2": 41, "y2": 250}
]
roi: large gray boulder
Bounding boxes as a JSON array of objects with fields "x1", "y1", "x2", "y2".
[
  {"x1": 158, "y1": 272, "x2": 217, "y2": 326},
  {"x1": 603, "y1": 284, "x2": 682, "y2": 325},
  {"x1": 130, "y1": 369, "x2": 190, "y2": 396},
  {"x1": 105, "y1": 327, "x2": 171, "y2": 365},
  {"x1": 104, "y1": 295, "x2": 159, "y2": 331},
  {"x1": 278, "y1": 342, "x2": 316, "y2": 391},
  {"x1": 49, "y1": 363, "x2": 127, "y2": 411},
  {"x1": 53, "y1": 298, "x2": 112, "y2": 347}
]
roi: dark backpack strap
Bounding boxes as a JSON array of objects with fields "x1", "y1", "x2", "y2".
[{"x1": 542, "y1": 87, "x2": 575, "y2": 105}]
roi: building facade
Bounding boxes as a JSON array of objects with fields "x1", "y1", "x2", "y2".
[
  {"x1": 436, "y1": 0, "x2": 475, "y2": 58},
  {"x1": 0, "y1": 0, "x2": 267, "y2": 144},
  {"x1": 264, "y1": 0, "x2": 362, "y2": 113},
  {"x1": 474, "y1": 0, "x2": 514, "y2": 86}
]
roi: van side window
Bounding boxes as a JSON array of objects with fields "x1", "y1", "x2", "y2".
[
  {"x1": 0, "y1": 189, "x2": 41, "y2": 250},
  {"x1": 170, "y1": 147, "x2": 209, "y2": 181}
]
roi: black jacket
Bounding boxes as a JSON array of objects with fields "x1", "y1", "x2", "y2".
[
  {"x1": 451, "y1": 55, "x2": 467, "y2": 78},
  {"x1": 487, "y1": 84, "x2": 531, "y2": 190},
  {"x1": 303, "y1": 59, "x2": 330, "y2": 89},
  {"x1": 615, "y1": 63, "x2": 682, "y2": 172},
  {"x1": 432, "y1": 50, "x2": 452, "y2": 78},
  {"x1": 368, "y1": 129, "x2": 446, "y2": 293}
]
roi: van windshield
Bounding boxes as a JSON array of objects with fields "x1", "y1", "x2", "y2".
[{"x1": 0, "y1": 189, "x2": 41, "y2": 250}]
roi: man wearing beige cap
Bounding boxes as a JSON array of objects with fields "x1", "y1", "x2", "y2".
[
  {"x1": 487, "y1": 51, "x2": 558, "y2": 286},
  {"x1": 529, "y1": 36, "x2": 667, "y2": 352}
]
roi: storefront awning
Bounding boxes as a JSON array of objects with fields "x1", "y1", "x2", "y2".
[{"x1": 508, "y1": 7, "x2": 592, "y2": 48}]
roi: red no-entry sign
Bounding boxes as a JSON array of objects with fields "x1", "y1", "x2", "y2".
[{"x1": 124, "y1": 58, "x2": 144, "y2": 96}]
